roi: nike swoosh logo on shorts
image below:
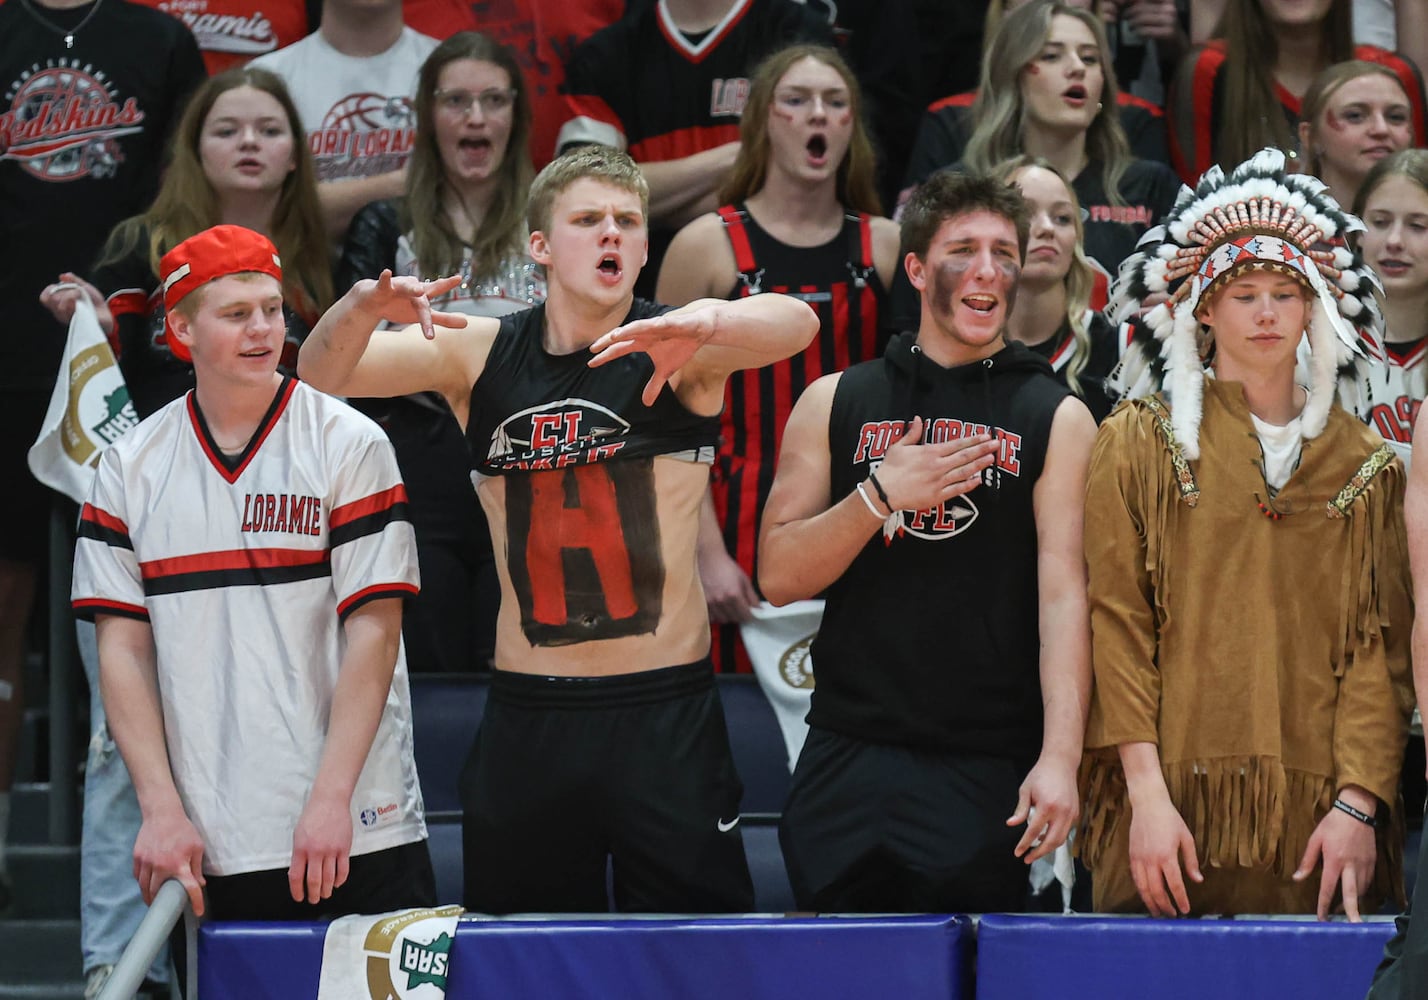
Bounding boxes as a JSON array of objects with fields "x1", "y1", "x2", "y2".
[{"x1": 717, "y1": 816, "x2": 740, "y2": 833}]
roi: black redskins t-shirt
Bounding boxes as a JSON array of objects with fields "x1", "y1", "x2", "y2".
[{"x1": 0, "y1": 0, "x2": 205, "y2": 389}]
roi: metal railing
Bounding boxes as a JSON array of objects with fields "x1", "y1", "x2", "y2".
[{"x1": 96, "y1": 879, "x2": 194, "y2": 1000}]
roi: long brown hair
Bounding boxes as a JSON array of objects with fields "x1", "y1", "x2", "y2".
[
  {"x1": 100, "y1": 67, "x2": 332, "y2": 321},
  {"x1": 1212, "y1": 0, "x2": 1354, "y2": 171},
  {"x1": 964, "y1": 1, "x2": 1132, "y2": 207},
  {"x1": 717, "y1": 44, "x2": 881, "y2": 214},
  {"x1": 404, "y1": 32, "x2": 534, "y2": 282}
]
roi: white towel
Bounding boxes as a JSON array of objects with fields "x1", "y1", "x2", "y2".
[
  {"x1": 27, "y1": 297, "x2": 136, "y2": 503},
  {"x1": 740, "y1": 600, "x2": 823, "y2": 772},
  {"x1": 316, "y1": 904, "x2": 463, "y2": 1000}
]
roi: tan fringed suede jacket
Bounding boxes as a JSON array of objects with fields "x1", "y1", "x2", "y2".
[{"x1": 1079, "y1": 379, "x2": 1414, "y2": 905}]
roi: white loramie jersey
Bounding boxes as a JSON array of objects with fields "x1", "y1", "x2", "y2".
[
  {"x1": 72, "y1": 377, "x2": 426, "y2": 876},
  {"x1": 1341, "y1": 338, "x2": 1428, "y2": 468}
]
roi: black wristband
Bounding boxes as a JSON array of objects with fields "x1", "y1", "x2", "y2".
[
  {"x1": 868, "y1": 471, "x2": 891, "y2": 510},
  {"x1": 1332, "y1": 798, "x2": 1377, "y2": 829}
]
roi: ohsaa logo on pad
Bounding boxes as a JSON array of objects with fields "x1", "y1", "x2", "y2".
[{"x1": 359, "y1": 906, "x2": 464, "y2": 1000}]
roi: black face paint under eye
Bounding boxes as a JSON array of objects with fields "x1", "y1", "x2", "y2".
[
  {"x1": 930, "y1": 257, "x2": 973, "y2": 317},
  {"x1": 928, "y1": 256, "x2": 1021, "y2": 320},
  {"x1": 999, "y1": 260, "x2": 1021, "y2": 316}
]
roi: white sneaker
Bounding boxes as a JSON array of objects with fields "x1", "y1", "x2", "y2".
[{"x1": 84, "y1": 965, "x2": 114, "y2": 1000}]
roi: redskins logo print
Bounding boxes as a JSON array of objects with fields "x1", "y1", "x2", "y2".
[{"x1": 1, "y1": 61, "x2": 144, "y2": 182}]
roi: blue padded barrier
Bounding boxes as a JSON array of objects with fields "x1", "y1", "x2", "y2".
[
  {"x1": 409, "y1": 673, "x2": 790, "y2": 816},
  {"x1": 198, "y1": 914, "x2": 971, "y2": 1000},
  {"x1": 976, "y1": 914, "x2": 1396, "y2": 1000}
]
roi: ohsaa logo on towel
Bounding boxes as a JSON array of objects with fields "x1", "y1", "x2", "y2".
[
  {"x1": 778, "y1": 632, "x2": 816, "y2": 690},
  {"x1": 28, "y1": 298, "x2": 138, "y2": 503},
  {"x1": 362, "y1": 906, "x2": 463, "y2": 999}
]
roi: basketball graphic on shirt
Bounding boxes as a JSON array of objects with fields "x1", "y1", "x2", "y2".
[
  {"x1": 307, "y1": 93, "x2": 416, "y2": 182},
  {"x1": 324, "y1": 93, "x2": 412, "y2": 131}
]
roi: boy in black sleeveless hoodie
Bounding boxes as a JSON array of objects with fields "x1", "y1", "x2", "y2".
[{"x1": 760, "y1": 170, "x2": 1097, "y2": 912}]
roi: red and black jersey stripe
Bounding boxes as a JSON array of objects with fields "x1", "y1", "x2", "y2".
[
  {"x1": 72, "y1": 598, "x2": 149, "y2": 622},
  {"x1": 329, "y1": 485, "x2": 411, "y2": 548},
  {"x1": 337, "y1": 582, "x2": 420, "y2": 621},
  {"x1": 558, "y1": 0, "x2": 830, "y2": 156},
  {"x1": 139, "y1": 547, "x2": 331, "y2": 596},
  {"x1": 709, "y1": 205, "x2": 885, "y2": 672},
  {"x1": 78, "y1": 503, "x2": 134, "y2": 550}
]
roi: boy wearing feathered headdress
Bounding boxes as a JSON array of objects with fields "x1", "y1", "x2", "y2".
[{"x1": 1080, "y1": 148, "x2": 1414, "y2": 920}]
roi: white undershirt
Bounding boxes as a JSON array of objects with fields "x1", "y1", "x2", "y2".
[{"x1": 1250, "y1": 413, "x2": 1303, "y2": 493}]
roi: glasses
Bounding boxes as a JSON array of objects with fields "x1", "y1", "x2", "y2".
[{"x1": 434, "y1": 87, "x2": 516, "y2": 117}]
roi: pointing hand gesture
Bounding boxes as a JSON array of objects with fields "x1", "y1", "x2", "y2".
[{"x1": 352, "y1": 271, "x2": 466, "y2": 339}]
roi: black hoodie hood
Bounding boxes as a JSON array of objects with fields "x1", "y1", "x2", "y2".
[{"x1": 883, "y1": 330, "x2": 1056, "y2": 383}]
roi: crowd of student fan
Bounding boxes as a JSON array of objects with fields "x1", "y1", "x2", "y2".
[{"x1": 5, "y1": 0, "x2": 1428, "y2": 996}]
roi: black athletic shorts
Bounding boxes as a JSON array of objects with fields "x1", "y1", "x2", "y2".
[
  {"x1": 780, "y1": 727, "x2": 1030, "y2": 913},
  {"x1": 460, "y1": 660, "x2": 754, "y2": 914},
  {"x1": 202, "y1": 839, "x2": 437, "y2": 921}
]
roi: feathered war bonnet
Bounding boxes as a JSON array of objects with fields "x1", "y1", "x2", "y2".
[{"x1": 1106, "y1": 147, "x2": 1383, "y2": 459}]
